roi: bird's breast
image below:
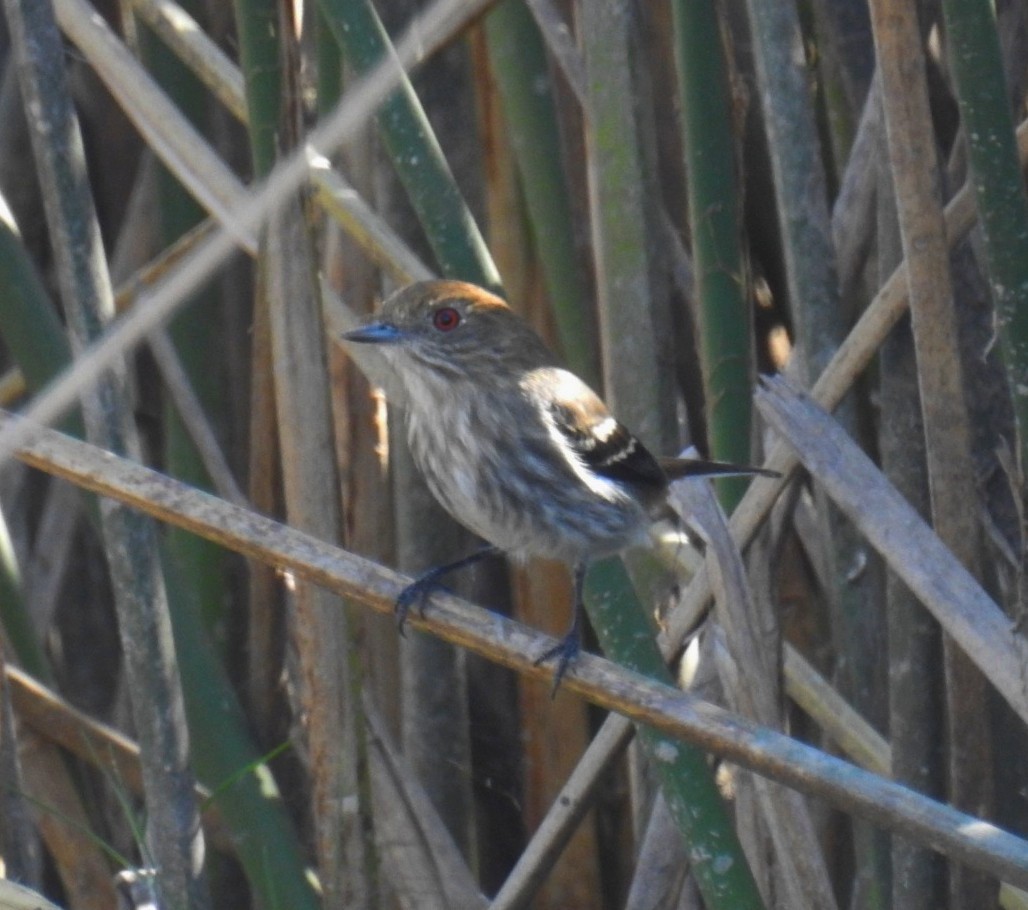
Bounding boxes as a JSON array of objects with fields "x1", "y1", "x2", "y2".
[{"x1": 403, "y1": 391, "x2": 651, "y2": 563}]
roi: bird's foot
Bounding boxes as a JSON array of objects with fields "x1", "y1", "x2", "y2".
[
  {"x1": 394, "y1": 546, "x2": 500, "y2": 635},
  {"x1": 534, "y1": 627, "x2": 581, "y2": 697},
  {"x1": 395, "y1": 566, "x2": 450, "y2": 635}
]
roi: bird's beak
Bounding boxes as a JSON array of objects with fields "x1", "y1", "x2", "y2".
[{"x1": 342, "y1": 321, "x2": 404, "y2": 344}]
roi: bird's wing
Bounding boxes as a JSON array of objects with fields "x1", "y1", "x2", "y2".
[{"x1": 528, "y1": 367, "x2": 667, "y2": 491}]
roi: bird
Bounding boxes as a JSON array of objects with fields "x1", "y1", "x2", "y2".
[{"x1": 343, "y1": 279, "x2": 776, "y2": 686}]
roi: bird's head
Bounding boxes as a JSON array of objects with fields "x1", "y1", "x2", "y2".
[{"x1": 343, "y1": 280, "x2": 556, "y2": 380}]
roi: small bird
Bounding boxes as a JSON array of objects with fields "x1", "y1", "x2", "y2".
[{"x1": 344, "y1": 280, "x2": 775, "y2": 685}]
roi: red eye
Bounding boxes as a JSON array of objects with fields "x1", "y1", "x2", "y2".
[{"x1": 432, "y1": 307, "x2": 461, "y2": 332}]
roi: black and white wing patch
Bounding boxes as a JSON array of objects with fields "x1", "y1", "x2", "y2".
[{"x1": 530, "y1": 367, "x2": 667, "y2": 493}]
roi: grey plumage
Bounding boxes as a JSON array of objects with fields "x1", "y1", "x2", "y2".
[
  {"x1": 347, "y1": 281, "x2": 664, "y2": 564},
  {"x1": 344, "y1": 279, "x2": 774, "y2": 682}
]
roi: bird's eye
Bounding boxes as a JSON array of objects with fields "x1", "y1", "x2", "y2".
[{"x1": 432, "y1": 307, "x2": 461, "y2": 332}]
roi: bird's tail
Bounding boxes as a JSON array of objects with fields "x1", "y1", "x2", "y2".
[{"x1": 657, "y1": 456, "x2": 780, "y2": 481}]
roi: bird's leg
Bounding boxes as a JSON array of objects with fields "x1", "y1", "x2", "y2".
[
  {"x1": 534, "y1": 562, "x2": 587, "y2": 695},
  {"x1": 395, "y1": 545, "x2": 500, "y2": 634}
]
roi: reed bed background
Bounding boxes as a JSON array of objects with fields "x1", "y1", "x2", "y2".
[{"x1": 0, "y1": 0, "x2": 1027, "y2": 908}]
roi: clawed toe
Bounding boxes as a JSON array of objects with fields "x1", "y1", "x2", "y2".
[
  {"x1": 393, "y1": 547, "x2": 500, "y2": 636},
  {"x1": 394, "y1": 574, "x2": 443, "y2": 635},
  {"x1": 534, "y1": 630, "x2": 581, "y2": 696}
]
